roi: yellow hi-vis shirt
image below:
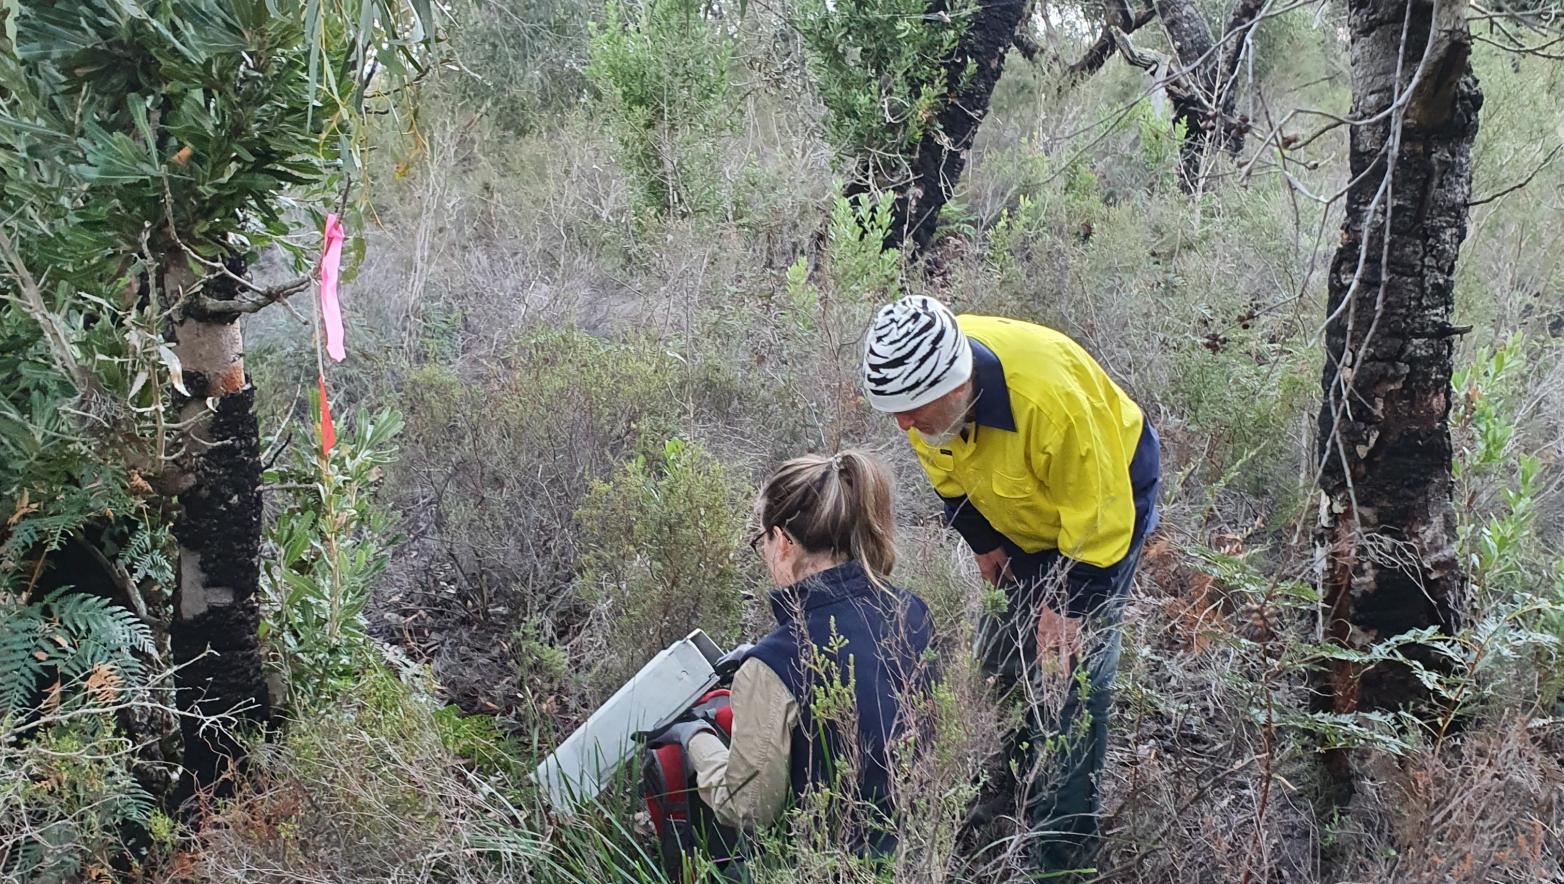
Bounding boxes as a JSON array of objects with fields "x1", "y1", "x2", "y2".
[{"x1": 907, "y1": 315, "x2": 1145, "y2": 568}]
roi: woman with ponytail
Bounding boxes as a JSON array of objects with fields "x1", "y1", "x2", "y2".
[{"x1": 682, "y1": 449, "x2": 934, "y2": 855}]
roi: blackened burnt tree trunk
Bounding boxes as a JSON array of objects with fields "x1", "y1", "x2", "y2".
[
  {"x1": 1315, "y1": 0, "x2": 1481, "y2": 782},
  {"x1": 875, "y1": 0, "x2": 1029, "y2": 257},
  {"x1": 166, "y1": 259, "x2": 269, "y2": 803},
  {"x1": 1154, "y1": 0, "x2": 1265, "y2": 187}
]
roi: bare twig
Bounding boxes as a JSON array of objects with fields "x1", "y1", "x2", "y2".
[{"x1": 1468, "y1": 142, "x2": 1564, "y2": 207}]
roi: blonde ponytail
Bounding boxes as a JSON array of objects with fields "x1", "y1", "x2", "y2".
[{"x1": 756, "y1": 448, "x2": 897, "y2": 585}]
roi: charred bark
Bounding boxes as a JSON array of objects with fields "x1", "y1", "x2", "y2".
[
  {"x1": 1314, "y1": 0, "x2": 1480, "y2": 794},
  {"x1": 167, "y1": 260, "x2": 269, "y2": 804},
  {"x1": 873, "y1": 0, "x2": 1030, "y2": 258},
  {"x1": 1153, "y1": 0, "x2": 1264, "y2": 187},
  {"x1": 1068, "y1": 0, "x2": 1265, "y2": 189}
]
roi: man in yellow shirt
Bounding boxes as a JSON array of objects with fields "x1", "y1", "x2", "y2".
[{"x1": 862, "y1": 295, "x2": 1160, "y2": 871}]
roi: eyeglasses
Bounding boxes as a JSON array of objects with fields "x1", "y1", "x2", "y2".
[{"x1": 749, "y1": 528, "x2": 768, "y2": 556}]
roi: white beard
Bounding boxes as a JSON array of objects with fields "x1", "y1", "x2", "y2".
[{"x1": 919, "y1": 421, "x2": 966, "y2": 447}]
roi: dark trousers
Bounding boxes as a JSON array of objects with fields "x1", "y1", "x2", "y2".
[{"x1": 965, "y1": 537, "x2": 1145, "y2": 874}]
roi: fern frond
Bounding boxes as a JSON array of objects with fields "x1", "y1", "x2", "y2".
[
  {"x1": 0, "y1": 590, "x2": 152, "y2": 719},
  {"x1": 117, "y1": 524, "x2": 174, "y2": 587},
  {"x1": 0, "y1": 602, "x2": 48, "y2": 718}
]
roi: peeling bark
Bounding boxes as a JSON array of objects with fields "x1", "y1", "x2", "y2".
[
  {"x1": 1315, "y1": 0, "x2": 1480, "y2": 789},
  {"x1": 167, "y1": 260, "x2": 269, "y2": 803}
]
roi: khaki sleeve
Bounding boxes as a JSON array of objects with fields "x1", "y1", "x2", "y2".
[{"x1": 687, "y1": 657, "x2": 798, "y2": 830}]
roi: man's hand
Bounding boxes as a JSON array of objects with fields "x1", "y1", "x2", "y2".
[
  {"x1": 1036, "y1": 605, "x2": 1082, "y2": 679},
  {"x1": 974, "y1": 547, "x2": 1012, "y2": 586}
]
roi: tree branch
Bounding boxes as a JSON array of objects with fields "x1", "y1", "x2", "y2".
[
  {"x1": 1067, "y1": 6, "x2": 1158, "y2": 77},
  {"x1": 1467, "y1": 142, "x2": 1563, "y2": 206},
  {"x1": 185, "y1": 275, "x2": 312, "y2": 318}
]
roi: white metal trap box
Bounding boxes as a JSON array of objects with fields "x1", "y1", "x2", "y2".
[{"x1": 533, "y1": 629, "x2": 724, "y2": 813}]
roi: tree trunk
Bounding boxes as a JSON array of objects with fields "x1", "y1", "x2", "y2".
[
  {"x1": 166, "y1": 261, "x2": 269, "y2": 802},
  {"x1": 1314, "y1": 0, "x2": 1480, "y2": 792},
  {"x1": 1154, "y1": 0, "x2": 1218, "y2": 189},
  {"x1": 1154, "y1": 0, "x2": 1264, "y2": 187},
  {"x1": 873, "y1": 0, "x2": 1029, "y2": 258},
  {"x1": 1068, "y1": 0, "x2": 1265, "y2": 189}
]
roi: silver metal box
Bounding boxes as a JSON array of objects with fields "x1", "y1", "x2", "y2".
[{"x1": 533, "y1": 629, "x2": 724, "y2": 813}]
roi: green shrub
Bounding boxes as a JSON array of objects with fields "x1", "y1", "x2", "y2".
[
  {"x1": 824, "y1": 191, "x2": 904, "y2": 302},
  {"x1": 260, "y1": 407, "x2": 403, "y2": 706},
  {"x1": 576, "y1": 437, "x2": 749, "y2": 688},
  {"x1": 794, "y1": 0, "x2": 970, "y2": 178},
  {"x1": 1, "y1": 592, "x2": 160, "y2": 881},
  {"x1": 586, "y1": 0, "x2": 736, "y2": 217},
  {"x1": 178, "y1": 665, "x2": 540, "y2": 882},
  {"x1": 1163, "y1": 333, "x2": 1314, "y2": 499},
  {"x1": 393, "y1": 329, "x2": 700, "y2": 613},
  {"x1": 1, "y1": 717, "x2": 156, "y2": 883},
  {"x1": 443, "y1": 0, "x2": 590, "y2": 134}
]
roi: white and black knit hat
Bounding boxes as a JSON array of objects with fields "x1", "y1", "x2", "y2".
[{"x1": 861, "y1": 296, "x2": 973, "y2": 413}]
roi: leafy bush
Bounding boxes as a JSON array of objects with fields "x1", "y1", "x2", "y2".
[
  {"x1": 1, "y1": 717, "x2": 159, "y2": 883},
  {"x1": 443, "y1": 0, "x2": 590, "y2": 134},
  {"x1": 394, "y1": 329, "x2": 701, "y2": 613},
  {"x1": 586, "y1": 0, "x2": 737, "y2": 217},
  {"x1": 575, "y1": 438, "x2": 749, "y2": 687},
  {"x1": 173, "y1": 665, "x2": 539, "y2": 882},
  {"x1": 1, "y1": 591, "x2": 164, "y2": 882},
  {"x1": 794, "y1": 0, "x2": 970, "y2": 177},
  {"x1": 260, "y1": 407, "x2": 404, "y2": 706}
]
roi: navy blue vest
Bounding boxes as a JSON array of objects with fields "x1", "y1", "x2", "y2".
[{"x1": 745, "y1": 560, "x2": 933, "y2": 855}]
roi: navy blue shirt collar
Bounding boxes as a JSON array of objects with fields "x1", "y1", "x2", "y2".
[
  {"x1": 969, "y1": 338, "x2": 1016, "y2": 432},
  {"x1": 768, "y1": 560, "x2": 875, "y2": 625}
]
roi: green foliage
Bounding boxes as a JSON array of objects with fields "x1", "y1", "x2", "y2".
[
  {"x1": 1, "y1": 717, "x2": 157, "y2": 883},
  {"x1": 1, "y1": 0, "x2": 431, "y2": 282},
  {"x1": 115, "y1": 523, "x2": 176, "y2": 590},
  {"x1": 785, "y1": 255, "x2": 822, "y2": 335},
  {"x1": 0, "y1": 589, "x2": 153, "y2": 721},
  {"x1": 432, "y1": 703, "x2": 534, "y2": 785},
  {"x1": 0, "y1": 0, "x2": 435, "y2": 567},
  {"x1": 794, "y1": 0, "x2": 969, "y2": 176},
  {"x1": 394, "y1": 327, "x2": 748, "y2": 606},
  {"x1": 576, "y1": 438, "x2": 748, "y2": 686},
  {"x1": 825, "y1": 191, "x2": 903, "y2": 301},
  {"x1": 1165, "y1": 334, "x2": 1314, "y2": 499},
  {"x1": 443, "y1": 0, "x2": 589, "y2": 134},
  {"x1": 260, "y1": 407, "x2": 403, "y2": 705},
  {"x1": 178, "y1": 665, "x2": 541, "y2": 881},
  {"x1": 983, "y1": 152, "x2": 1108, "y2": 278},
  {"x1": 586, "y1": 0, "x2": 736, "y2": 217},
  {"x1": 1453, "y1": 333, "x2": 1528, "y2": 480},
  {"x1": 1452, "y1": 335, "x2": 1549, "y2": 599},
  {"x1": 1448, "y1": 336, "x2": 1564, "y2": 707},
  {"x1": 511, "y1": 617, "x2": 570, "y2": 701},
  {"x1": 0, "y1": 590, "x2": 157, "y2": 882},
  {"x1": 1131, "y1": 100, "x2": 1182, "y2": 188},
  {"x1": 1185, "y1": 542, "x2": 1563, "y2": 755}
]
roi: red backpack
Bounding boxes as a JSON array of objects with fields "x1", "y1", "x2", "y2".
[{"x1": 641, "y1": 688, "x2": 742, "y2": 880}]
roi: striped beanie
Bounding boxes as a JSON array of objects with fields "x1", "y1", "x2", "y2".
[{"x1": 861, "y1": 296, "x2": 973, "y2": 413}]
